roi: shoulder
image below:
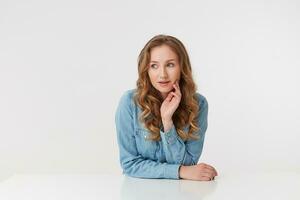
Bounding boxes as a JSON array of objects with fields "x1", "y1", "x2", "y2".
[
  {"x1": 195, "y1": 92, "x2": 208, "y2": 109},
  {"x1": 120, "y1": 89, "x2": 136, "y2": 100},
  {"x1": 118, "y1": 89, "x2": 137, "y2": 108}
]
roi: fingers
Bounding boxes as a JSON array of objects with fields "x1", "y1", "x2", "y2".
[
  {"x1": 200, "y1": 176, "x2": 212, "y2": 181},
  {"x1": 170, "y1": 91, "x2": 180, "y2": 99},
  {"x1": 201, "y1": 171, "x2": 214, "y2": 179},
  {"x1": 201, "y1": 169, "x2": 217, "y2": 180},
  {"x1": 172, "y1": 81, "x2": 181, "y2": 98},
  {"x1": 197, "y1": 163, "x2": 218, "y2": 181},
  {"x1": 210, "y1": 166, "x2": 218, "y2": 177},
  {"x1": 165, "y1": 92, "x2": 173, "y2": 102},
  {"x1": 201, "y1": 163, "x2": 218, "y2": 176},
  {"x1": 164, "y1": 80, "x2": 181, "y2": 103}
]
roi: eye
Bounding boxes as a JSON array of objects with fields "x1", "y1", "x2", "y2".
[
  {"x1": 150, "y1": 64, "x2": 158, "y2": 69},
  {"x1": 167, "y1": 63, "x2": 175, "y2": 67}
]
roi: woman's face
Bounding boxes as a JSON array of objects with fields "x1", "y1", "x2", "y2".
[{"x1": 147, "y1": 45, "x2": 181, "y2": 99}]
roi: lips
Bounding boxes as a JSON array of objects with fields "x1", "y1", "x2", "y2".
[{"x1": 158, "y1": 81, "x2": 171, "y2": 87}]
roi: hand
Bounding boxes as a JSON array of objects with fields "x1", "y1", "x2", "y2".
[
  {"x1": 160, "y1": 80, "x2": 182, "y2": 121},
  {"x1": 179, "y1": 163, "x2": 218, "y2": 181}
]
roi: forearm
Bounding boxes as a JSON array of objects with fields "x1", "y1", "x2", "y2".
[
  {"x1": 160, "y1": 124, "x2": 204, "y2": 165},
  {"x1": 121, "y1": 157, "x2": 180, "y2": 179}
]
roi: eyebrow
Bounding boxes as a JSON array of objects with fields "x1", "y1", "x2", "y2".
[{"x1": 150, "y1": 59, "x2": 176, "y2": 63}]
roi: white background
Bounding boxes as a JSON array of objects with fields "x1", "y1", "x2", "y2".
[{"x1": 0, "y1": 0, "x2": 299, "y2": 176}]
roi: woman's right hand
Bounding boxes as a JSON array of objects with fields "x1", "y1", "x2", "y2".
[{"x1": 179, "y1": 163, "x2": 218, "y2": 181}]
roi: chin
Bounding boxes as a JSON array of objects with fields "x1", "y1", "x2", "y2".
[{"x1": 157, "y1": 87, "x2": 172, "y2": 93}]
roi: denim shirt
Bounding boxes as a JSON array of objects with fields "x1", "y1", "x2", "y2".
[{"x1": 115, "y1": 89, "x2": 208, "y2": 179}]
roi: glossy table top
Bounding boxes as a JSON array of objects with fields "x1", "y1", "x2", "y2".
[{"x1": 0, "y1": 170, "x2": 299, "y2": 200}]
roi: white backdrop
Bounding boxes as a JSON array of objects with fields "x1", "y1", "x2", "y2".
[{"x1": 0, "y1": 0, "x2": 299, "y2": 176}]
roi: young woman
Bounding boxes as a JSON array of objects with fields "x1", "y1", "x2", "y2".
[{"x1": 115, "y1": 34, "x2": 218, "y2": 181}]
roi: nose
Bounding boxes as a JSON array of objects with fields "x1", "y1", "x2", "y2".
[{"x1": 159, "y1": 67, "x2": 168, "y2": 79}]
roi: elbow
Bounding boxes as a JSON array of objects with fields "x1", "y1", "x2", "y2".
[
  {"x1": 121, "y1": 160, "x2": 132, "y2": 174},
  {"x1": 120, "y1": 159, "x2": 139, "y2": 176}
]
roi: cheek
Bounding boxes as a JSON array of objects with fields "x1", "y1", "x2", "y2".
[
  {"x1": 147, "y1": 71, "x2": 156, "y2": 83},
  {"x1": 172, "y1": 68, "x2": 181, "y2": 79}
]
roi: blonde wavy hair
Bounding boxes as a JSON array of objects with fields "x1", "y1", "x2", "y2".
[{"x1": 134, "y1": 34, "x2": 201, "y2": 141}]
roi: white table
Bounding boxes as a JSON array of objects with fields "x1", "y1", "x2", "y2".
[{"x1": 0, "y1": 171, "x2": 299, "y2": 200}]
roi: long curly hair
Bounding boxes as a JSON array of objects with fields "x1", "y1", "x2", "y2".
[{"x1": 133, "y1": 34, "x2": 201, "y2": 141}]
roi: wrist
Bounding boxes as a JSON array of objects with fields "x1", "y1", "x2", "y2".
[
  {"x1": 179, "y1": 165, "x2": 188, "y2": 179},
  {"x1": 162, "y1": 119, "x2": 173, "y2": 133}
]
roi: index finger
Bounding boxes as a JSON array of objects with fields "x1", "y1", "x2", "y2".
[{"x1": 173, "y1": 81, "x2": 181, "y2": 94}]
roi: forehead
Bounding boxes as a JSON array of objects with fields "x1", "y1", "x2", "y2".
[{"x1": 150, "y1": 45, "x2": 178, "y2": 62}]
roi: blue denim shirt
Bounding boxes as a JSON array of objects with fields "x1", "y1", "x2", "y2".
[{"x1": 115, "y1": 89, "x2": 208, "y2": 179}]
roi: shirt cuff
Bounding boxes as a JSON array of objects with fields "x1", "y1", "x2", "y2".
[
  {"x1": 164, "y1": 163, "x2": 181, "y2": 179},
  {"x1": 160, "y1": 124, "x2": 178, "y2": 145}
]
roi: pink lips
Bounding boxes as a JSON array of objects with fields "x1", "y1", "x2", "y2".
[{"x1": 158, "y1": 81, "x2": 170, "y2": 87}]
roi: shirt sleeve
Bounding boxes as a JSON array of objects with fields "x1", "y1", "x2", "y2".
[
  {"x1": 115, "y1": 91, "x2": 181, "y2": 179},
  {"x1": 160, "y1": 95, "x2": 208, "y2": 166}
]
